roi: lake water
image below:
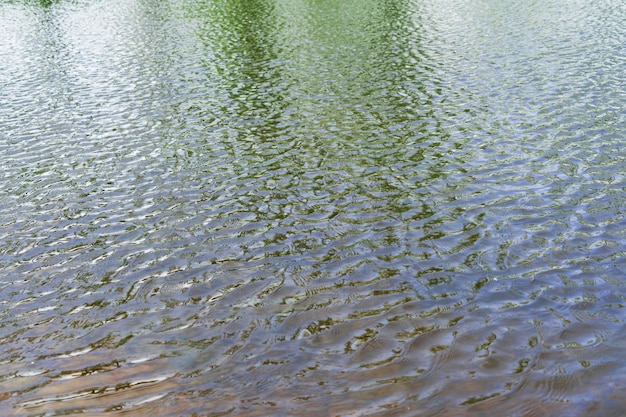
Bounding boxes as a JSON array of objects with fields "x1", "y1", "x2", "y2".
[{"x1": 1, "y1": 0, "x2": 626, "y2": 415}]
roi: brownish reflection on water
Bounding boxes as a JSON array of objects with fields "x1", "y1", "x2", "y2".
[{"x1": 1, "y1": 0, "x2": 626, "y2": 416}]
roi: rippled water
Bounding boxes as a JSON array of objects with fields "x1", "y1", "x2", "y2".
[{"x1": 1, "y1": 0, "x2": 626, "y2": 415}]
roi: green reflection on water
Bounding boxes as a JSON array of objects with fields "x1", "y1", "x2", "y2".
[{"x1": 173, "y1": 0, "x2": 476, "y2": 240}]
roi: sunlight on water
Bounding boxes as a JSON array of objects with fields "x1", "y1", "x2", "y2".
[{"x1": 1, "y1": 0, "x2": 626, "y2": 415}]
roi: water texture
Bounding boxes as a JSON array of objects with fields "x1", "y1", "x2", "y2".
[{"x1": 1, "y1": 0, "x2": 626, "y2": 415}]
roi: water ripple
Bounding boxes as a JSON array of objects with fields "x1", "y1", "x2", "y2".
[{"x1": 1, "y1": 0, "x2": 626, "y2": 415}]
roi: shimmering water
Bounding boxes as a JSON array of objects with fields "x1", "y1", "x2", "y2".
[{"x1": 1, "y1": 0, "x2": 626, "y2": 415}]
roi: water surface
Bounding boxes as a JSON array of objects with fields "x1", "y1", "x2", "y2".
[{"x1": 1, "y1": 0, "x2": 626, "y2": 415}]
